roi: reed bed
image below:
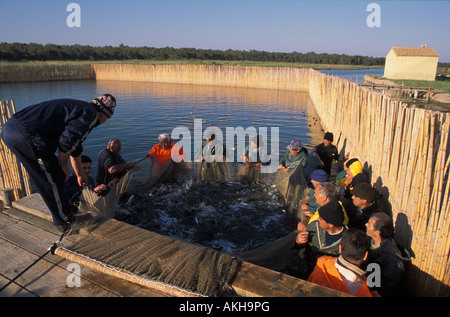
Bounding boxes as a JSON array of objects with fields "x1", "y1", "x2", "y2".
[
  {"x1": 0, "y1": 63, "x2": 94, "y2": 82},
  {"x1": 0, "y1": 100, "x2": 32, "y2": 202},
  {"x1": 93, "y1": 64, "x2": 311, "y2": 92}
]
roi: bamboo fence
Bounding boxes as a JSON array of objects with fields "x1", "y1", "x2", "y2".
[
  {"x1": 0, "y1": 100, "x2": 32, "y2": 203},
  {"x1": 308, "y1": 71, "x2": 449, "y2": 297},
  {"x1": 1, "y1": 64, "x2": 448, "y2": 296}
]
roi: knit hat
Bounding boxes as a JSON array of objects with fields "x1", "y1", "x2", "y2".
[
  {"x1": 351, "y1": 182, "x2": 376, "y2": 203},
  {"x1": 92, "y1": 94, "x2": 116, "y2": 118},
  {"x1": 287, "y1": 140, "x2": 302, "y2": 150},
  {"x1": 310, "y1": 169, "x2": 328, "y2": 182},
  {"x1": 324, "y1": 132, "x2": 334, "y2": 142},
  {"x1": 318, "y1": 200, "x2": 345, "y2": 226}
]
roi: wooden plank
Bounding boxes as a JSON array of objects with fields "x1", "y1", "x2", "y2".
[
  {"x1": 3, "y1": 206, "x2": 348, "y2": 297},
  {"x1": 230, "y1": 262, "x2": 350, "y2": 297},
  {"x1": 0, "y1": 210, "x2": 168, "y2": 297}
]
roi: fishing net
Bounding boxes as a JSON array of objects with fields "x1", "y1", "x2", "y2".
[
  {"x1": 62, "y1": 158, "x2": 310, "y2": 296},
  {"x1": 78, "y1": 171, "x2": 132, "y2": 218},
  {"x1": 63, "y1": 211, "x2": 240, "y2": 297}
]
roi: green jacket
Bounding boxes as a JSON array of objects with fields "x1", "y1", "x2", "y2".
[
  {"x1": 298, "y1": 220, "x2": 347, "y2": 275},
  {"x1": 279, "y1": 149, "x2": 308, "y2": 171},
  {"x1": 307, "y1": 220, "x2": 346, "y2": 257}
]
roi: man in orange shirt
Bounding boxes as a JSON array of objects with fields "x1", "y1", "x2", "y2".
[
  {"x1": 147, "y1": 133, "x2": 185, "y2": 167},
  {"x1": 307, "y1": 228, "x2": 375, "y2": 297}
]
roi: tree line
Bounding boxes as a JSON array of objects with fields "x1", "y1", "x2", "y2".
[{"x1": 0, "y1": 42, "x2": 386, "y2": 66}]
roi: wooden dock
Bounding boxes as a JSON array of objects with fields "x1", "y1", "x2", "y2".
[
  {"x1": 0, "y1": 194, "x2": 348, "y2": 298},
  {"x1": 0, "y1": 206, "x2": 168, "y2": 297}
]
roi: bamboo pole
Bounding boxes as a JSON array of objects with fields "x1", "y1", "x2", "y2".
[{"x1": 0, "y1": 100, "x2": 32, "y2": 201}]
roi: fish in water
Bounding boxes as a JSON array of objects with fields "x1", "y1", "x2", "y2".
[{"x1": 116, "y1": 178, "x2": 297, "y2": 253}]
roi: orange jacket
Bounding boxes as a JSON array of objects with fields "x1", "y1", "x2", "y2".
[
  {"x1": 308, "y1": 256, "x2": 373, "y2": 297},
  {"x1": 148, "y1": 140, "x2": 184, "y2": 166}
]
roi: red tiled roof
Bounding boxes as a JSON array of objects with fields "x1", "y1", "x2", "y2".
[{"x1": 390, "y1": 47, "x2": 439, "y2": 57}]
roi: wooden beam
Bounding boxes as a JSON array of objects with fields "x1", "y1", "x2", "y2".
[{"x1": 230, "y1": 261, "x2": 350, "y2": 297}]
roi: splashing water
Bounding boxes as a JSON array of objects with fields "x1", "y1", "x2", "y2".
[{"x1": 115, "y1": 178, "x2": 297, "y2": 253}]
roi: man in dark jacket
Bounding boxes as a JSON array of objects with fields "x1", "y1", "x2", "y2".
[
  {"x1": 312, "y1": 132, "x2": 348, "y2": 175},
  {"x1": 1, "y1": 94, "x2": 116, "y2": 232},
  {"x1": 96, "y1": 138, "x2": 139, "y2": 196},
  {"x1": 365, "y1": 212, "x2": 407, "y2": 297},
  {"x1": 349, "y1": 182, "x2": 382, "y2": 231}
]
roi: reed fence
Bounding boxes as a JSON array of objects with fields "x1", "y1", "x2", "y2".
[
  {"x1": 0, "y1": 64, "x2": 448, "y2": 296},
  {"x1": 94, "y1": 64, "x2": 449, "y2": 296},
  {"x1": 0, "y1": 100, "x2": 32, "y2": 204},
  {"x1": 308, "y1": 70, "x2": 449, "y2": 297}
]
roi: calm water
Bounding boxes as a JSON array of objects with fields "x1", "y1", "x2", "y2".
[
  {"x1": 0, "y1": 79, "x2": 325, "y2": 172},
  {"x1": 319, "y1": 68, "x2": 384, "y2": 83},
  {"x1": 1, "y1": 79, "x2": 329, "y2": 252}
]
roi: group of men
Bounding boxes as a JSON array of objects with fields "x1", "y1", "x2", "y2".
[
  {"x1": 1, "y1": 95, "x2": 408, "y2": 297},
  {"x1": 288, "y1": 132, "x2": 408, "y2": 297}
]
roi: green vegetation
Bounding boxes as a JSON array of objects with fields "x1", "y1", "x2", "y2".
[
  {"x1": 0, "y1": 59, "x2": 382, "y2": 70},
  {"x1": 366, "y1": 74, "x2": 450, "y2": 93},
  {"x1": 391, "y1": 79, "x2": 450, "y2": 94},
  {"x1": 0, "y1": 42, "x2": 385, "y2": 67}
]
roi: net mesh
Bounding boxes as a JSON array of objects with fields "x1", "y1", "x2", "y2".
[{"x1": 64, "y1": 159, "x2": 309, "y2": 296}]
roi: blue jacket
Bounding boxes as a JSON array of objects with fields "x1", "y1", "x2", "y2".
[{"x1": 13, "y1": 98, "x2": 99, "y2": 158}]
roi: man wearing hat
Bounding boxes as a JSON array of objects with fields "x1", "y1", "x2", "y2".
[
  {"x1": 278, "y1": 140, "x2": 308, "y2": 172},
  {"x1": 300, "y1": 169, "x2": 329, "y2": 220},
  {"x1": 1, "y1": 94, "x2": 116, "y2": 232},
  {"x1": 295, "y1": 199, "x2": 347, "y2": 277},
  {"x1": 349, "y1": 182, "x2": 382, "y2": 231},
  {"x1": 312, "y1": 132, "x2": 349, "y2": 175}
]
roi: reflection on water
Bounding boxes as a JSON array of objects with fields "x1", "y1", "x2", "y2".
[
  {"x1": 0, "y1": 80, "x2": 325, "y2": 172},
  {"x1": 318, "y1": 68, "x2": 384, "y2": 83}
]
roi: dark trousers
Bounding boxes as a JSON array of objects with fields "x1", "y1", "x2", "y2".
[{"x1": 1, "y1": 118, "x2": 70, "y2": 226}]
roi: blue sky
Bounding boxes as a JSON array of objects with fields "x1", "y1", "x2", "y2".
[{"x1": 0, "y1": 0, "x2": 449, "y2": 61}]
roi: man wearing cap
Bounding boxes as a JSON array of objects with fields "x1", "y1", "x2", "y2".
[
  {"x1": 312, "y1": 132, "x2": 349, "y2": 175},
  {"x1": 0, "y1": 94, "x2": 116, "y2": 232},
  {"x1": 300, "y1": 169, "x2": 328, "y2": 220},
  {"x1": 339, "y1": 158, "x2": 371, "y2": 215},
  {"x1": 278, "y1": 139, "x2": 308, "y2": 173},
  {"x1": 295, "y1": 199, "x2": 347, "y2": 277},
  {"x1": 349, "y1": 182, "x2": 382, "y2": 231},
  {"x1": 195, "y1": 132, "x2": 227, "y2": 163}
]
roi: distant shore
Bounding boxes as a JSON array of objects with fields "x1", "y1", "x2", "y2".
[{"x1": 0, "y1": 59, "x2": 384, "y2": 70}]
